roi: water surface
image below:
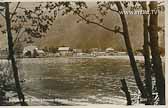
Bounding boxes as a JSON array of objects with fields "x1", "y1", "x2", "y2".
[{"x1": 18, "y1": 57, "x2": 139, "y2": 105}]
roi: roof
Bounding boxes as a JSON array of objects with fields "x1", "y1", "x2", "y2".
[
  {"x1": 58, "y1": 47, "x2": 70, "y2": 51},
  {"x1": 24, "y1": 45, "x2": 38, "y2": 51},
  {"x1": 106, "y1": 48, "x2": 114, "y2": 51}
]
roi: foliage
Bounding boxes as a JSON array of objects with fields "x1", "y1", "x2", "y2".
[{"x1": 0, "y1": 63, "x2": 15, "y2": 105}]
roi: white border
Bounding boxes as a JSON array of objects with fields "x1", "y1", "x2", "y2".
[
  {"x1": 0, "y1": 0, "x2": 166, "y2": 2},
  {"x1": 0, "y1": 0, "x2": 167, "y2": 108},
  {"x1": 165, "y1": 0, "x2": 168, "y2": 106}
]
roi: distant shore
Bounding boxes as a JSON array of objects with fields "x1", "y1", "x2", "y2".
[
  {"x1": 71, "y1": 55, "x2": 165, "y2": 62},
  {"x1": 0, "y1": 55, "x2": 165, "y2": 62}
]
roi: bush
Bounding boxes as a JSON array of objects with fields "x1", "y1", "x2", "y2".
[{"x1": 0, "y1": 64, "x2": 15, "y2": 105}]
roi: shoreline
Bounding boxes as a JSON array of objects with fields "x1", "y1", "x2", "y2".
[
  {"x1": 0, "y1": 55, "x2": 165, "y2": 61},
  {"x1": 9, "y1": 92, "x2": 123, "y2": 106}
]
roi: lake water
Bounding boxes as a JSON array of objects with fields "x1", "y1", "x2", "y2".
[{"x1": 16, "y1": 57, "x2": 142, "y2": 105}]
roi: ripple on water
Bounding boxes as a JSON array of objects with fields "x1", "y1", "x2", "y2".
[{"x1": 18, "y1": 57, "x2": 136, "y2": 105}]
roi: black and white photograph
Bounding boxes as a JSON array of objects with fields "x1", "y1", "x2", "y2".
[{"x1": 0, "y1": 0, "x2": 166, "y2": 106}]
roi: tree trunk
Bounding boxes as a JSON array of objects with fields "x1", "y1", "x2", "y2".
[
  {"x1": 149, "y1": 1, "x2": 165, "y2": 105},
  {"x1": 121, "y1": 79, "x2": 132, "y2": 105},
  {"x1": 115, "y1": 2, "x2": 147, "y2": 98},
  {"x1": 5, "y1": 2, "x2": 27, "y2": 106},
  {"x1": 140, "y1": 2, "x2": 153, "y2": 105}
]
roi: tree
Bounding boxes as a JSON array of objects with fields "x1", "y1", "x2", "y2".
[
  {"x1": 68, "y1": 1, "x2": 165, "y2": 104},
  {"x1": 115, "y1": 2, "x2": 147, "y2": 98},
  {"x1": 0, "y1": 2, "x2": 59, "y2": 105},
  {"x1": 4, "y1": 2, "x2": 27, "y2": 105},
  {"x1": 60, "y1": 1, "x2": 147, "y2": 98},
  {"x1": 140, "y1": 2, "x2": 153, "y2": 104},
  {"x1": 14, "y1": 39, "x2": 24, "y2": 57},
  {"x1": 33, "y1": 49, "x2": 39, "y2": 58},
  {"x1": 57, "y1": 1, "x2": 165, "y2": 104},
  {"x1": 148, "y1": 1, "x2": 165, "y2": 105},
  {"x1": 0, "y1": 2, "x2": 60, "y2": 44}
]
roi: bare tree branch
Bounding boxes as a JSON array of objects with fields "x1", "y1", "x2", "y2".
[
  {"x1": 13, "y1": 28, "x2": 24, "y2": 46},
  {"x1": 108, "y1": 8, "x2": 119, "y2": 13},
  {"x1": 10, "y1": 2, "x2": 20, "y2": 20},
  {"x1": 107, "y1": 3, "x2": 119, "y2": 13},
  {"x1": 76, "y1": 13, "x2": 123, "y2": 35}
]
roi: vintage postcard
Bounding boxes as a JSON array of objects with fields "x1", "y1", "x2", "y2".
[{"x1": 0, "y1": 0, "x2": 167, "y2": 107}]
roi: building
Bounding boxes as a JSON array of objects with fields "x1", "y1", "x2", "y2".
[
  {"x1": 23, "y1": 45, "x2": 38, "y2": 57},
  {"x1": 58, "y1": 47, "x2": 73, "y2": 56},
  {"x1": 105, "y1": 48, "x2": 114, "y2": 53},
  {"x1": 37, "y1": 50, "x2": 45, "y2": 56},
  {"x1": 23, "y1": 45, "x2": 38, "y2": 54},
  {"x1": 117, "y1": 52, "x2": 127, "y2": 56},
  {"x1": 23, "y1": 45, "x2": 45, "y2": 57},
  {"x1": 75, "y1": 53, "x2": 91, "y2": 57},
  {"x1": 91, "y1": 51, "x2": 107, "y2": 57},
  {"x1": 105, "y1": 48, "x2": 115, "y2": 55}
]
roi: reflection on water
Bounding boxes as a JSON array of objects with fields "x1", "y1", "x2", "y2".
[{"x1": 18, "y1": 57, "x2": 139, "y2": 105}]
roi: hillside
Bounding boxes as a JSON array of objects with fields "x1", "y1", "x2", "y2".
[
  {"x1": 0, "y1": 3, "x2": 165, "y2": 51},
  {"x1": 36, "y1": 7, "x2": 165, "y2": 51}
]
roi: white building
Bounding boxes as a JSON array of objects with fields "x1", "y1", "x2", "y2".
[
  {"x1": 117, "y1": 52, "x2": 127, "y2": 56},
  {"x1": 23, "y1": 45, "x2": 45, "y2": 57},
  {"x1": 58, "y1": 47, "x2": 73, "y2": 56},
  {"x1": 105, "y1": 48, "x2": 114, "y2": 53},
  {"x1": 37, "y1": 50, "x2": 45, "y2": 56},
  {"x1": 91, "y1": 51, "x2": 107, "y2": 57},
  {"x1": 23, "y1": 45, "x2": 38, "y2": 56}
]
